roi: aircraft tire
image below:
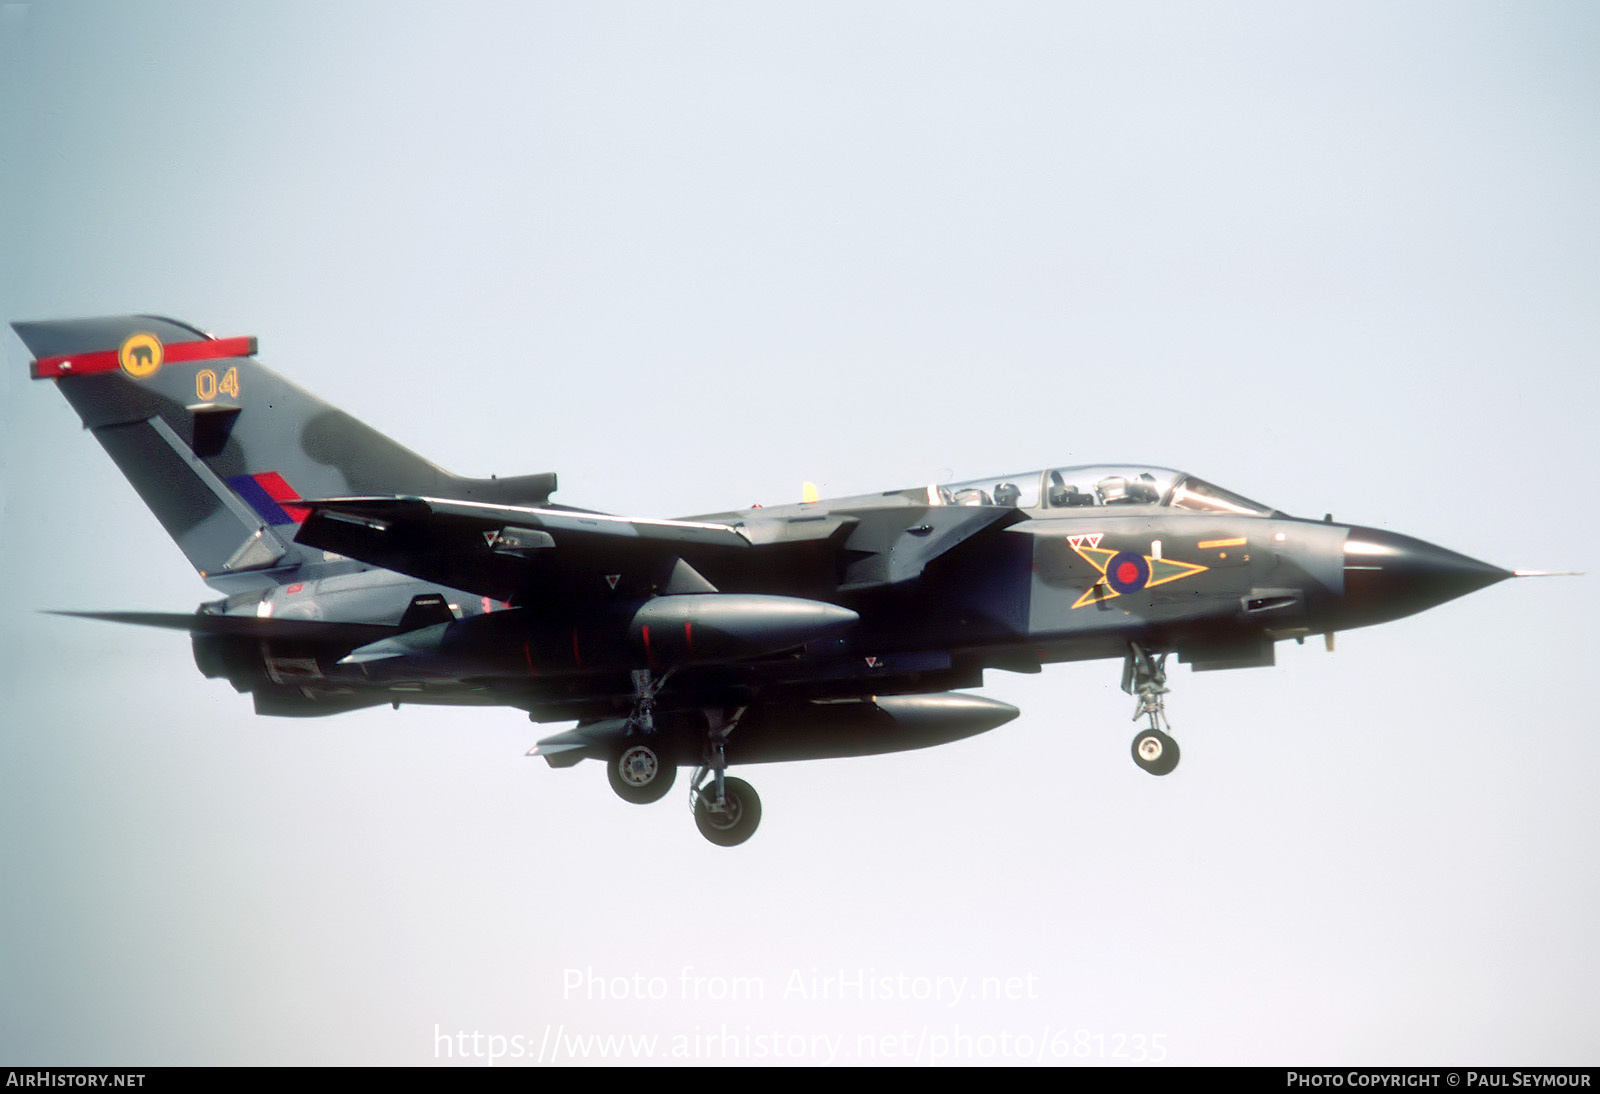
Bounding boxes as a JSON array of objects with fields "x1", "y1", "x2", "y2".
[
  {"x1": 694, "y1": 776, "x2": 762, "y2": 847},
  {"x1": 1131, "y1": 729, "x2": 1180, "y2": 776},
  {"x1": 608, "y1": 742, "x2": 676, "y2": 804}
]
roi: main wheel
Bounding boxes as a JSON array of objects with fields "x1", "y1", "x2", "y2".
[
  {"x1": 607, "y1": 742, "x2": 676, "y2": 804},
  {"x1": 1131, "y1": 728, "x2": 1180, "y2": 776},
  {"x1": 693, "y1": 776, "x2": 762, "y2": 847}
]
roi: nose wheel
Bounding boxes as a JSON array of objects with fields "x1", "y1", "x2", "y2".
[
  {"x1": 1124, "y1": 643, "x2": 1180, "y2": 776},
  {"x1": 1131, "y1": 727, "x2": 1179, "y2": 776}
]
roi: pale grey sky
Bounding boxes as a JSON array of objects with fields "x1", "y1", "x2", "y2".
[{"x1": 2, "y1": 0, "x2": 1597, "y2": 1065}]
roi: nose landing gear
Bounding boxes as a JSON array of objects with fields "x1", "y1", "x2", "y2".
[
  {"x1": 1124, "y1": 643, "x2": 1180, "y2": 776},
  {"x1": 1131, "y1": 726, "x2": 1179, "y2": 776}
]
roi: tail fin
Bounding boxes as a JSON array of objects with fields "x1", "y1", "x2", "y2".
[{"x1": 15, "y1": 315, "x2": 557, "y2": 592}]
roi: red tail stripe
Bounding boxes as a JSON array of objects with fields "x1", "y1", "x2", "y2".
[{"x1": 32, "y1": 336, "x2": 258, "y2": 380}]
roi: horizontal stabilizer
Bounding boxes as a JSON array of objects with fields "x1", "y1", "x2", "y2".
[{"x1": 47, "y1": 609, "x2": 400, "y2": 644}]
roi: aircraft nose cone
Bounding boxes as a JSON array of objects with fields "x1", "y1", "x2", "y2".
[{"x1": 1339, "y1": 527, "x2": 1511, "y2": 628}]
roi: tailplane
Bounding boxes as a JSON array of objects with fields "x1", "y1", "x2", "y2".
[{"x1": 15, "y1": 315, "x2": 556, "y2": 591}]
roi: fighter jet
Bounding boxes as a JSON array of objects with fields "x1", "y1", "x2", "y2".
[{"x1": 16, "y1": 315, "x2": 1555, "y2": 846}]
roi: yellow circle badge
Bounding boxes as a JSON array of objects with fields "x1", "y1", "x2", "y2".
[{"x1": 119, "y1": 332, "x2": 163, "y2": 378}]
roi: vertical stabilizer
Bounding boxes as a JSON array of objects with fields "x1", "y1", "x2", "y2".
[{"x1": 15, "y1": 315, "x2": 557, "y2": 592}]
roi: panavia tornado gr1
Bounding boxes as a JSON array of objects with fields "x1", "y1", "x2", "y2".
[{"x1": 16, "y1": 315, "x2": 1555, "y2": 846}]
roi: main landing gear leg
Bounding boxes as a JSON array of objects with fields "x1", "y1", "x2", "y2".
[
  {"x1": 689, "y1": 707, "x2": 761, "y2": 847},
  {"x1": 607, "y1": 669, "x2": 677, "y2": 805},
  {"x1": 1123, "y1": 642, "x2": 1180, "y2": 776}
]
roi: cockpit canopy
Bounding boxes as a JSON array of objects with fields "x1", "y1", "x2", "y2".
[{"x1": 929, "y1": 465, "x2": 1275, "y2": 516}]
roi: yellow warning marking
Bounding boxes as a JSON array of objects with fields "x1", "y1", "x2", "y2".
[
  {"x1": 1197, "y1": 537, "x2": 1246, "y2": 549},
  {"x1": 119, "y1": 332, "x2": 163, "y2": 378}
]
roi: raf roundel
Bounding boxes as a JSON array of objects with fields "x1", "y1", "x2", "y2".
[
  {"x1": 1104, "y1": 551, "x2": 1151, "y2": 594},
  {"x1": 118, "y1": 332, "x2": 163, "y2": 378}
]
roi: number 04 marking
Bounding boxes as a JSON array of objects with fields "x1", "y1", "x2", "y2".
[{"x1": 195, "y1": 366, "x2": 240, "y2": 401}]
